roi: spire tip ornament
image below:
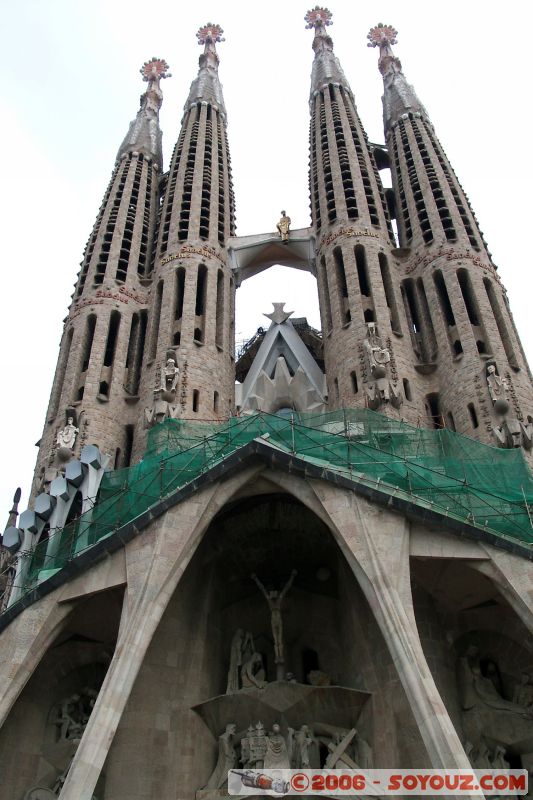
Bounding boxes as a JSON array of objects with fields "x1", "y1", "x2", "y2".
[
  {"x1": 197, "y1": 23, "x2": 225, "y2": 46},
  {"x1": 305, "y1": 6, "x2": 333, "y2": 30},
  {"x1": 140, "y1": 58, "x2": 171, "y2": 82},
  {"x1": 367, "y1": 23, "x2": 398, "y2": 48}
]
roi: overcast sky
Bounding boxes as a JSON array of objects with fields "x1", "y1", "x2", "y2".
[{"x1": 0, "y1": 0, "x2": 531, "y2": 518}]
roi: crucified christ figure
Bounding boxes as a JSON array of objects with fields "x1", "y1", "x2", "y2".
[{"x1": 251, "y1": 570, "x2": 297, "y2": 664}]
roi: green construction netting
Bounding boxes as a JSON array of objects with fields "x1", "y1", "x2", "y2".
[{"x1": 23, "y1": 409, "x2": 533, "y2": 592}]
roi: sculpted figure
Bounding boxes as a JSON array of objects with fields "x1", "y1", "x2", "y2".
[
  {"x1": 486, "y1": 365, "x2": 510, "y2": 414},
  {"x1": 264, "y1": 723, "x2": 293, "y2": 769},
  {"x1": 206, "y1": 723, "x2": 237, "y2": 789},
  {"x1": 162, "y1": 355, "x2": 179, "y2": 393},
  {"x1": 458, "y1": 646, "x2": 533, "y2": 717},
  {"x1": 293, "y1": 724, "x2": 313, "y2": 768},
  {"x1": 252, "y1": 570, "x2": 297, "y2": 663},
  {"x1": 226, "y1": 628, "x2": 254, "y2": 693},
  {"x1": 513, "y1": 673, "x2": 533, "y2": 707},
  {"x1": 241, "y1": 652, "x2": 267, "y2": 689},
  {"x1": 56, "y1": 417, "x2": 79, "y2": 451},
  {"x1": 276, "y1": 210, "x2": 291, "y2": 243}
]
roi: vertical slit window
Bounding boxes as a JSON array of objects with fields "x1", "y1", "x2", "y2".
[
  {"x1": 178, "y1": 105, "x2": 201, "y2": 242},
  {"x1": 426, "y1": 393, "x2": 442, "y2": 429},
  {"x1": 354, "y1": 245, "x2": 371, "y2": 297},
  {"x1": 149, "y1": 280, "x2": 163, "y2": 361},
  {"x1": 446, "y1": 411, "x2": 456, "y2": 431},
  {"x1": 319, "y1": 255, "x2": 333, "y2": 334},
  {"x1": 350, "y1": 371, "x2": 358, "y2": 394},
  {"x1": 159, "y1": 126, "x2": 186, "y2": 256},
  {"x1": 213, "y1": 391, "x2": 219, "y2": 414},
  {"x1": 125, "y1": 311, "x2": 147, "y2": 395},
  {"x1": 192, "y1": 389, "x2": 199, "y2": 413},
  {"x1": 75, "y1": 314, "x2": 97, "y2": 401},
  {"x1": 49, "y1": 328, "x2": 73, "y2": 419},
  {"x1": 175, "y1": 267, "x2": 185, "y2": 320},
  {"x1": 484, "y1": 278, "x2": 519, "y2": 370},
  {"x1": 215, "y1": 270, "x2": 224, "y2": 348},
  {"x1": 457, "y1": 268, "x2": 489, "y2": 353},
  {"x1": 95, "y1": 157, "x2": 131, "y2": 285},
  {"x1": 403, "y1": 378, "x2": 412, "y2": 402},
  {"x1": 124, "y1": 425, "x2": 134, "y2": 467},
  {"x1": 333, "y1": 247, "x2": 350, "y2": 323},
  {"x1": 318, "y1": 93, "x2": 336, "y2": 223},
  {"x1": 309, "y1": 108, "x2": 322, "y2": 230},
  {"x1": 99, "y1": 311, "x2": 121, "y2": 398},
  {"x1": 433, "y1": 271, "x2": 455, "y2": 327},
  {"x1": 398, "y1": 119, "x2": 433, "y2": 244},
  {"x1": 379, "y1": 252, "x2": 401, "y2": 333},
  {"x1": 200, "y1": 107, "x2": 212, "y2": 240},
  {"x1": 416, "y1": 278, "x2": 438, "y2": 360},
  {"x1": 468, "y1": 403, "x2": 479, "y2": 429}
]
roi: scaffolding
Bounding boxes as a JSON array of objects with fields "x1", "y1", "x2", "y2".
[{"x1": 14, "y1": 410, "x2": 533, "y2": 599}]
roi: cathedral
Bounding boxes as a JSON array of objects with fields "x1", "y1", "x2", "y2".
[{"x1": 1, "y1": 7, "x2": 533, "y2": 799}]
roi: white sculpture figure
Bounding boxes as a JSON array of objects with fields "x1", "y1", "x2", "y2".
[
  {"x1": 226, "y1": 628, "x2": 254, "y2": 693},
  {"x1": 251, "y1": 570, "x2": 297, "y2": 663},
  {"x1": 205, "y1": 723, "x2": 237, "y2": 789},
  {"x1": 458, "y1": 646, "x2": 533, "y2": 717},
  {"x1": 486, "y1": 364, "x2": 510, "y2": 414},
  {"x1": 363, "y1": 323, "x2": 402, "y2": 409},
  {"x1": 293, "y1": 724, "x2": 313, "y2": 768},
  {"x1": 264, "y1": 723, "x2": 293, "y2": 768},
  {"x1": 364, "y1": 323, "x2": 391, "y2": 377},
  {"x1": 56, "y1": 417, "x2": 79, "y2": 451},
  {"x1": 161, "y1": 354, "x2": 179, "y2": 393},
  {"x1": 491, "y1": 745, "x2": 510, "y2": 770}
]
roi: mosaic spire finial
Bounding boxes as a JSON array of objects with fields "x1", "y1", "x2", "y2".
[
  {"x1": 140, "y1": 57, "x2": 171, "y2": 83},
  {"x1": 305, "y1": 6, "x2": 333, "y2": 30},
  {"x1": 197, "y1": 23, "x2": 225, "y2": 47},
  {"x1": 367, "y1": 23, "x2": 398, "y2": 49}
]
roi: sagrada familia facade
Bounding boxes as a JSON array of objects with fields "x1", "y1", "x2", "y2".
[{"x1": 1, "y1": 7, "x2": 533, "y2": 799}]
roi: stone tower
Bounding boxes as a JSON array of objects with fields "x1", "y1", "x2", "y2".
[
  {"x1": 136, "y1": 23, "x2": 236, "y2": 457},
  {"x1": 307, "y1": 8, "x2": 417, "y2": 420},
  {"x1": 31, "y1": 58, "x2": 170, "y2": 495},
  {"x1": 1, "y1": 14, "x2": 533, "y2": 800},
  {"x1": 367, "y1": 23, "x2": 533, "y2": 448}
]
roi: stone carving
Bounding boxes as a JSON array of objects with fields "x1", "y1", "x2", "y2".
[
  {"x1": 264, "y1": 723, "x2": 294, "y2": 768},
  {"x1": 513, "y1": 673, "x2": 533, "y2": 707},
  {"x1": 205, "y1": 723, "x2": 237, "y2": 789},
  {"x1": 226, "y1": 628, "x2": 254, "y2": 694},
  {"x1": 458, "y1": 646, "x2": 533, "y2": 718},
  {"x1": 354, "y1": 730, "x2": 374, "y2": 769},
  {"x1": 363, "y1": 323, "x2": 402, "y2": 410},
  {"x1": 53, "y1": 687, "x2": 99, "y2": 742},
  {"x1": 325, "y1": 728, "x2": 358, "y2": 769},
  {"x1": 486, "y1": 365, "x2": 510, "y2": 414},
  {"x1": 144, "y1": 350, "x2": 181, "y2": 427},
  {"x1": 56, "y1": 417, "x2": 79, "y2": 452},
  {"x1": 241, "y1": 722, "x2": 267, "y2": 769},
  {"x1": 251, "y1": 570, "x2": 297, "y2": 665},
  {"x1": 0, "y1": 545, "x2": 15, "y2": 612},
  {"x1": 293, "y1": 724, "x2": 313, "y2": 768},
  {"x1": 241, "y1": 652, "x2": 267, "y2": 689},
  {"x1": 276, "y1": 210, "x2": 291, "y2": 243}
]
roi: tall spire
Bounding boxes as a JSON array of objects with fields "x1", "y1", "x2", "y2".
[
  {"x1": 367, "y1": 24, "x2": 428, "y2": 136},
  {"x1": 185, "y1": 23, "x2": 226, "y2": 115},
  {"x1": 117, "y1": 58, "x2": 170, "y2": 171},
  {"x1": 305, "y1": 6, "x2": 350, "y2": 97}
]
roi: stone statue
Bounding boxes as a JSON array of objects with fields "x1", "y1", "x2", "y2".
[
  {"x1": 486, "y1": 365, "x2": 510, "y2": 415},
  {"x1": 276, "y1": 210, "x2": 291, "y2": 243},
  {"x1": 491, "y1": 744, "x2": 510, "y2": 770},
  {"x1": 264, "y1": 723, "x2": 293, "y2": 769},
  {"x1": 205, "y1": 723, "x2": 237, "y2": 789},
  {"x1": 53, "y1": 687, "x2": 99, "y2": 742},
  {"x1": 241, "y1": 722, "x2": 267, "y2": 768},
  {"x1": 363, "y1": 323, "x2": 402, "y2": 410},
  {"x1": 251, "y1": 570, "x2": 297, "y2": 664},
  {"x1": 226, "y1": 628, "x2": 254, "y2": 693},
  {"x1": 241, "y1": 652, "x2": 267, "y2": 689},
  {"x1": 513, "y1": 673, "x2": 533, "y2": 707},
  {"x1": 458, "y1": 646, "x2": 533, "y2": 718},
  {"x1": 293, "y1": 724, "x2": 313, "y2": 768},
  {"x1": 161, "y1": 353, "x2": 179, "y2": 394},
  {"x1": 354, "y1": 730, "x2": 374, "y2": 769},
  {"x1": 0, "y1": 545, "x2": 15, "y2": 612},
  {"x1": 56, "y1": 417, "x2": 79, "y2": 452}
]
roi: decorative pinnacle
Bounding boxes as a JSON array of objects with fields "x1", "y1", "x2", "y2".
[
  {"x1": 197, "y1": 23, "x2": 225, "y2": 46},
  {"x1": 140, "y1": 58, "x2": 171, "y2": 82},
  {"x1": 264, "y1": 303, "x2": 294, "y2": 325},
  {"x1": 367, "y1": 23, "x2": 398, "y2": 48},
  {"x1": 305, "y1": 6, "x2": 333, "y2": 30}
]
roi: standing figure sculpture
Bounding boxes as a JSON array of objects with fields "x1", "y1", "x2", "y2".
[
  {"x1": 276, "y1": 210, "x2": 291, "y2": 243},
  {"x1": 226, "y1": 628, "x2": 254, "y2": 694},
  {"x1": 251, "y1": 570, "x2": 297, "y2": 666}
]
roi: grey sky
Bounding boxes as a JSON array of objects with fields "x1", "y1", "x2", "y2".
[{"x1": 0, "y1": 0, "x2": 530, "y2": 517}]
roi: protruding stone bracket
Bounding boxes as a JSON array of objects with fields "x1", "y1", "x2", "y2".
[{"x1": 227, "y1": 228, "x2": 316, "y2": 286}]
